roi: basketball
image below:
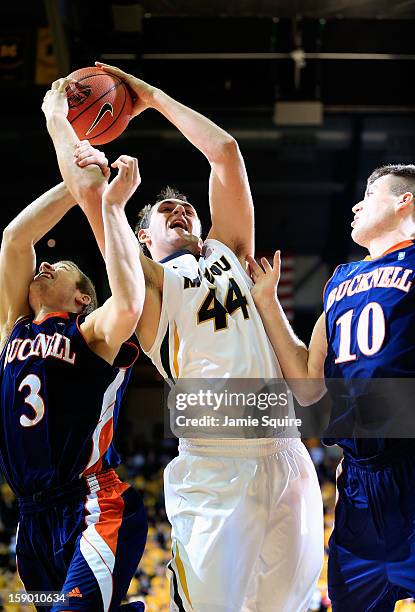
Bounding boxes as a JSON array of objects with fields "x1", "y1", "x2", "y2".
[{"x1": 66, "y1": 66, "x2": 133, "y2": 145}]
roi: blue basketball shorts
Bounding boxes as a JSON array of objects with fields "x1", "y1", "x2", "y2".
[
  {"x1": 16, "y1": 470, "x2": 147, "y2": 611},
  {"x1": 328, "y1": 448, "x2": 415, "y2": 612}
]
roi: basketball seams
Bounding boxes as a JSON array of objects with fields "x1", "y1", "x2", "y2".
[
  {"x1": 67, "y1": 68, "x2": 132, "y2": 145},
  {"x1": 69, "y1": 80, "x2": 124, "y2": 124},
  {"x1": 88, "y1": 86, "x2": 128, "y2": 143}
]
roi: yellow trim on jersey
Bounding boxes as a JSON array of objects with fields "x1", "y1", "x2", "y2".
[
  {"x1": 175, "y1": 542, "x2": 193, "y2": 609},
  {"x1": 173, "y1": 322, "x2": 180, "y2": 377}
]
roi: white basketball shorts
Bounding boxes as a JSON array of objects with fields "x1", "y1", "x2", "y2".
[{"x1": 164, "y1": 437, "x2": 324, "y2": 612}]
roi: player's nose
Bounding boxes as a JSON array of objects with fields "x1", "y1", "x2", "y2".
[
  {"x1": 39, "y1": 261, "x2": 53, "y2": 273},
  {"x1": 352, "y1": 200, "x2": 363, "y2": 213},
  {"x1": 171, "y1": 205, "x2": 188, "y2": 224},
  {"x1": 172, "y1": 202, "x2": 186, "y2": 215}
]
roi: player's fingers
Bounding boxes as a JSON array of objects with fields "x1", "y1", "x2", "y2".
[
  {"x1": 110, "y1": 156, "x2": 129, "y2": 168},
  {"x1": 116, "y1": 154, "x2": 136, "y2": 164},
  {"x1": 261, "y1": 257, "x2": 273, "y2": 273},
  {"x1": 51, "y1": 77, "x2": 74, "y2": 92},
  {"x1": 51, "y1": 78, "x2": 62, "y2": 91},
  {"x1": 111, "y1": 158, "x2": 129, "y2": 178},
  {"x1": 125, "y1": 157, "x2": 137, "y2": 181},
  {"x1": 273, "y1": 250, "x2": 281, "y2": 274},
  {"x1": 58, "y1": 77, "x2": 76, "y2": 93},
  {"x1": 74, "y1": 140, "x2": 91, "y2": 153},
  {"x1": 95, "y1": 62, "x2": 125, "y2": 77},
  {"x1": 124, "y1": 156, "x2": 137, "y2": 183},
  {"x1": 77, "y1": 155, "x2": 108, "y2": 168},
  {"x1": 75, "y1": 148, "x2": 108, "y2": 166},
  {"x1": 73, "y1": 144, "x2": 95, "y2": 159},
  {"x1": 117, "y1": 160, "x2": 129, "y2": 181},
  {"x1": 245, "y1": 255, "x2": 263, "y2": 277},
  {"x1": 115, "y1": 155, "x2": 138, "y2": 183},
  {"x1": 132, "y1": 158, "x2": 141, "y2": 185}
]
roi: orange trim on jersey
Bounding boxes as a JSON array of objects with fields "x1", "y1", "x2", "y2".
[
  {"x1": 76, "y1": 316, "x2": 139, "y2": 370},
  {"x1": 94, "y1": 482, "x2": 129, "y2": 555},
  {"x1": 364, "y1": 239, "x2": 414, "y2": 261},
  {"x1": 83, "y1": 459, "x2": 103, "y2": 478},
  {"x1": 33, "y1": 311, "x2": 70, "y2": 324},
  {"x1": 82, "y1": 402, "x2": 115, "y2": 476},
  {"x1": 118, "y1": 340, "x2": 139, "y2": 370},
  {"x1": 99, "y1": 419, "x2": 114, "y2": 458}
]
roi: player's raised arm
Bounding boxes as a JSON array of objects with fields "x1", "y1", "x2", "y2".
[
  {"x1": 71, "y1": 139, "x2": 163, "y2": 353},
  {"x1": 80, "y1": 156, "x2": 145, "y2": 360},
  {"x1": 42, "y1": 77, "x2": 109, "y2": 256},
  {"x1": 0, "y1": 183, "x2": 76, "y2": 346},
  {"x1": 246, "y1": 251, "x2": 327, "y2": 405},
  {"x1": 95, "y1": 63, "x2": 254, "y2": 261}
]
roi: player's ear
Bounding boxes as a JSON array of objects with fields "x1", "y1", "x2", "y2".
[
  {"x1": 75, "y1": 292, "x2": 91, "y2": 308},
  {"x1": 138, "y1": 228, "x2": 151, "y2": 247},
  {"x1": 397, "y1": 191, "x2": 414, "y2": 212}
]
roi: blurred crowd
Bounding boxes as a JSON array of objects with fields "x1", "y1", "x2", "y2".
[{"x1": 0, "y1": 440, "x2": 414, "y2": 611}]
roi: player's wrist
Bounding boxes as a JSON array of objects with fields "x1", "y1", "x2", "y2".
[
  {"x1": 45, "y1": 111, "x2": 69, "y2": 131},
  {"x1": 252, "y1": 290, "x2": 278, "y2": 310},
  {"x1": 150, "y1": 87, "x2": 167, "y2": 110},
  {"x1": 102, "y1": 196, "x2": 126, "y2": 210}
]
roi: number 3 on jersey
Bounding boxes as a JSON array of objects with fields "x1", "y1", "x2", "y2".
[
  {"x1": 18, "y1": 374, "x2": 45, "y2": 427},
  {"x1": 335, "y1": 301, "x2": 386, "y2": 363},
  {"x1": 197, "y1": 278, "x2": 250, "y2": 331}
]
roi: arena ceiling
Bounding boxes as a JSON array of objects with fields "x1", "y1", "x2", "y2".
[{"x1": 137, "y1": 0, "x2": 415, "y2": 18}]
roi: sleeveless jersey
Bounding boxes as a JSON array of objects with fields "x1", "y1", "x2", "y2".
[
  {"x1": 145, "y1": 240, "x2": 284, "y2": 380},
  {"x1": 143, "y1": 240, "x2": 296, "y2": 443},
  {"x1": 0, "y1": 312, "x2": 138, "y2": 496},
  {"x1": 323, "y1": 239, "x2": 415, "y2": 457}
]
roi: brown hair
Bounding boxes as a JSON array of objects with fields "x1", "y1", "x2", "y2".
[
  {"x1": 135, "y1": 186, "x2": 191, "y2": 258},
  {"x1": 368, "y1": 164, "x2": 415, "y2": 196},
  {"x1": 60, "y1": 260, "x2": 98, "y2": 315}
]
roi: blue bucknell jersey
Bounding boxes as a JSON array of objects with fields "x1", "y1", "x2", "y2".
[
  {"x1": 0, "y1": 311, "x2": 138, "y2": 497},
  {"x1": 323, "y1": 240, "x2": 415, "y2": 458}
]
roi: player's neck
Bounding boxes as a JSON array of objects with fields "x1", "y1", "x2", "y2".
[
  {"x1": 153, "y1": 242, "x2": 201, "y2": 262},
  {"x1": 152, "y1": 245, "x2": 176, "y2": 262},
  {"x1": 33, "y1": 305, "x2": 70, "y2": 321},
  {"x1": 367, "y1": 230, "x2": 413, "y2": 259}
]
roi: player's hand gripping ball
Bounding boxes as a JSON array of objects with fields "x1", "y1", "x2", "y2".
[{"x1": 66, "y1": 66, "x2": 134, "y2": 145}]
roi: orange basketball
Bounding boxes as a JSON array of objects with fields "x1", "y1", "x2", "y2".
[{"x1": 66, "y1": 66, "x2": 133, "y2": 145}]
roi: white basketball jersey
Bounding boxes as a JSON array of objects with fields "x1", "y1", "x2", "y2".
[{"x1": 144, "y1": 239, "x2": 284, "y2": 380}]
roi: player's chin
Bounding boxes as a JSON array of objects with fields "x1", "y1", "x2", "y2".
[
  {"x1": 351, "y1": 226, "x2": 367, "y2": 247},
  {"x1": 170, "y1": 230, "x2": 189, "y2": 245}
]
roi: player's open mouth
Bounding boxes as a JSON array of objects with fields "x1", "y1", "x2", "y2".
[
  {"x1": 35, "y1": 272, "x2": 54, "y2": 280},
  {"x1": 169, "y1": 220, "x2": 188, "y2": 231}
]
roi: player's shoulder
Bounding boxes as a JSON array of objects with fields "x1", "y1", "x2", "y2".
[{"x1": 0, "y1": 314, "x2": 32, "y2": 356}]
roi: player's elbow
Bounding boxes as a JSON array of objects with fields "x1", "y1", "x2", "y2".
[
  {"x1": 211, "y1": 135, "x2": 240, "y2": 164},
  {"x1": 2, "y1": 225, "x2": 27, "y2": 247},
  {"x1": 117, "y1": 302, "x2": 143, "y2": 328},
  {"x1": 291, "y1": 381, "x2": 327, "y2": 406},
  {"x1": 104, "y1": 304, "x2": 142, "y2": 347}
]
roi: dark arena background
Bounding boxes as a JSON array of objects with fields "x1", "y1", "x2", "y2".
[{"x1": 1, "y1": 1, "x2": 415, "y2": 610}]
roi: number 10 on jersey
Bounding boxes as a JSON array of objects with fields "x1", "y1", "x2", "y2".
[{"x1": 335, "y1": 301, "x2": 386, "y2": 363}]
